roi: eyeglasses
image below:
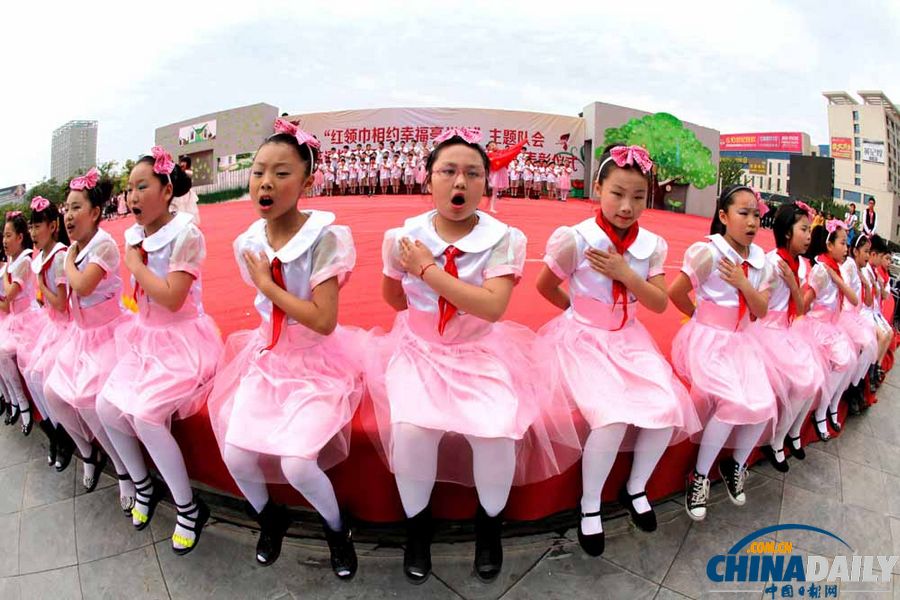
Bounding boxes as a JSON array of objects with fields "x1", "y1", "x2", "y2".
[{"x1": 432, "y1": 167, "x2": 486, "y2": 180}]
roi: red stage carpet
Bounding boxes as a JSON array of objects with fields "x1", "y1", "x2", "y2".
[{"x1": 99, "y1": 195, "x2": 875, "y2": 523}]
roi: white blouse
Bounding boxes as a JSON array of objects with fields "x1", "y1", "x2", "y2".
[{"x1": 681, "y1": 234, "x2": 769, "y2": 308}]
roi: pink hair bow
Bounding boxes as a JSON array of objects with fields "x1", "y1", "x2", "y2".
[
  {"x1": 69, "y1": 167, "x2": 99, "y2": 191},
  {"x1": 434, "y1": 127, "x2": 481, "y2": 145},
  {"x1": 825, "y1": 219, "x2": 848, "y2": 234},
  {"x1": 30, "y1": 196, "x2": 50, "y2": 212},
  {"x1": 794, "y1": 201, "x2": 813, "y2": 217},
  {"x1": 751, "y1": 189, "x2": 770, "y2": 218},
  {"x1": 273, "y1": 118, "x2": 321, "y2": 149},
  {"x1": 6, "y1": 211, "x2": 21, "y2": 220},
  {"x1": 609, "y1": 145, "x2": 654, "y2": 174},
  {"x1": 150, "y1": 146, "x2": 175, "y2": 175}
]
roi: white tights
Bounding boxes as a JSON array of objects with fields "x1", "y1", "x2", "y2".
[
  {"x1": 391, "y1": 424, "x2": 515, "y2": 519},
  {"x1": 580, "y1": 424, "x2": 673, "y2": 535},
  {"x1": 0, "y1": 354, "x2": 29, "y2": 418},
  {"x1": 696, "y1": 417, "x2": 767, "y2": 477},
  {"x1": 770, "y1": 394, "x2": 816, "y2": 457},
  {"x1": 222, "y1": 445, "x2": 342, "y2": 530}
]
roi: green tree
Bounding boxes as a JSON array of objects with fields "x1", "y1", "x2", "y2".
[
  {"x1": 603, "y1": 113, "x2": 718, "y2": 189},
  {"x1": 718, "y1": 158, "x2": 745, "y2": 190},
  {"x1": 25, "y1": 178, "x2": 67, "y2": 205},
  {"x1": 117, "y1": 159, "x2": 136, "y2": 195}
]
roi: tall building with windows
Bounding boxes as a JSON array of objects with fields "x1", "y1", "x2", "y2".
[
  {"x1": 50, "y1": 120, "x2": 98, "y2": 183},
  {"x1": 719, "y1": 132, "x2": 812, "y2": 198},
  {"x1": 824, "y1": 90, "x2": 900, "y2": 241}
]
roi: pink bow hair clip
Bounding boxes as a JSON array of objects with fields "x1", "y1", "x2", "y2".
[
  {"x1": 273, "y1": 118, "x2": 321, "y2": 149},
  {"x1": 30, "y1": 196, "x2": 50, "y2": 212},
  {"x1": 5, "y1": 211, "x2": 22, "y2": 220},
  {"x1": 434, "y1": 127, "x2": 482, "y2": 145},
  {"x1": 150, "y1": 146, "x2": 175, "y2": 176},
  {"x1": 825, "y1": 219, "x2": 848, "y2": 234},
  {"x1": 752, "y1": 190, "x2": 770, "y2": 218},
  {"x1": 794, "y1": 201, "x2": 813, "y2": 217},
  {"x1": 608, "y1": 145, "x2": 654, "y2": 174},
  {"x1": 69, "y1": 167, "x2": 99, "y2": 191}
]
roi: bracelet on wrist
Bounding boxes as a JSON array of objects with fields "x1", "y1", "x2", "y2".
[{"x1": 420, "y1": 262, "x2": 437, "y2": 278}]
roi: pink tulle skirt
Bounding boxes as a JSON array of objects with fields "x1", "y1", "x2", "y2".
[
  {"x1": 558, "y1": 174, "x2": 571, "y2": 191},
  {"x1": 748, "y1": 313, "x2": 825, "y2": 431},
  {"x1": 364, "y1": 311, "x2": 581, "y2": 486},
  {"x1": 489, "y1": 167, "x2": 509, "y2": 190},
  {"x1": 208, "y1": 323, "x2": 365, "y2": 483},
  {"x1": 839, "y1": 309, "x2": 878, "y2": 361},
  {"x1": 22, "y1": 311, "x2": 70, "y2": 381},
  {"x1": 793, "y1": 311, "x2": 856, "y2": 400},
  {"x1": 0, "y1": 307, "x2": 45, "y2": 361},
  {"x1": 672, "y1": 306, "x2": 778, "y2": 435},
  {"x1": 536, "y1": 309, "x2": 702, "y2": 449},
  {"x1": 97, "y1": 311, "x2": 223, "y2": 430}
]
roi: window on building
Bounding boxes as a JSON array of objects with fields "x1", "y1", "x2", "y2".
[
  {"x1": 777, "y1": 163, "x2": 781, "y2": 176},
  {"x1": 855, "y1": 151, "x2": 861, "y2": 160},
  {"x1": 855, "y1": 137, "x2": 860, "y2": 146},
  {"x1": 776, "y1": 179, "x2": 781, "y2": 192},
  {"x1": 855, "y1": 177, "x2": 861, "y2": 186},
  {"x1": 853, "y1": 110, "x2": 859, "y2": 120},
  {"x1": 844, "y1": 190, "x2": 861, "y2": 202},
  {"x1": 768, "y1": 178, "x2": 772, "y2": 190},
  {"x1": 833, "y1": 188, "x2": 842, "y2": 199},
  {"x1": 855, "y1": 164, "x2": 861, "y2": 174},
  {"x1": 768, "y1": 162, "x2": 772, "y2": 175},
  {"x1": 854, "y1": 124, "x2": 860, "y2": 134}
]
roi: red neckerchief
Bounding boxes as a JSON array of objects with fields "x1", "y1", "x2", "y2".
[
  {"x1": 262, "y1": 257, "x2": 285, "y2": 351},
  {"x1": 131, "y1": 244, "x2": 149, "y2": 303},
  {"x1": 437, "y1": 246, "x2": 464, "y2": 335},
  {"x1": 817, "y1": 253, "x2": 843, "y2": 311},
  {"x1": 776, "y1": 248, "x2": 800, "y2": 322},
  {"x1": 595, "y1": 211, "x2": 639, "y2": 331}
]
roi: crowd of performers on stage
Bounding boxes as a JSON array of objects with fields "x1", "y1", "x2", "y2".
[{"x1": 0, "y1": 120, "x2": 894, "y2": 585}]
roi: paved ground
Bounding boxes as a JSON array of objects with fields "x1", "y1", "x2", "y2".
[{"x1": 1, "y1": 373, "x2": 900, "y2": 600}]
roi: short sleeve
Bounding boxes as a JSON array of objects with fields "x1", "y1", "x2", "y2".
[
  {"x1": 484, "y1": 227, "x2": 527, "y2": 282},
  {"x1": 808, "y1": 264, "x2": 829, "y2": 298},
  {"x1": 88, "y1": 239, "x2": 120, "y2": 276},
  {"x1": 310, "y1": 226, "x2": 357, "y2": 289},
  {"x1": 763, "y1": 256, "x2": 785, "y2": 296},
  {"x1": 51, "y1": 252, "x2": 67, "y2": 287},
  {"x1": 542, "y1": 226, "x2": 579, "y2": 280},
  {"x1": 169, "y1": 225, "x2": 205, "y2": 279},
  {"x1": 232, "y1": 235, "x2": 255, "y2": 288},
  {"x1": 680, "y1": 242, "x2": 713, "y2": 289},
  {"x1": 647, "y1": 236, "x2": 669, "y2": 279},
  {"x1": 382, "y1": 228, "x2": 404, "y2": 280},
  {"x1": 10, "y1": 259, "x2": 30, "y2": 288}
]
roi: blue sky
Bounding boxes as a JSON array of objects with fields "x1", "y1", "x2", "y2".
[{"x1": 3, "y1": 0, "x2": 899, "y2": 185}]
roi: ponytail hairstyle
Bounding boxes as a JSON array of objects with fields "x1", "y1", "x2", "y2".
[
  {"x1": 28, "y1": 197, "x2": 69, "y2": 246},
  {"x1": 804, "y1": 223, "x2": 848, "y2": 260},
  {"x1": 5, "y1": 212, "x2": 33, "y2": 250},
  {"x1": 68, "y1": 167, "x2": 114, "y2": 226},
  {"x1": 710, "y1": 185, "x2": 758, "y2": 236}
]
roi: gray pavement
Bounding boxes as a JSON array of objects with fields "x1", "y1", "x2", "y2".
[{"x1": 1, "y1": 373, "x2": 900, "y2": 599}]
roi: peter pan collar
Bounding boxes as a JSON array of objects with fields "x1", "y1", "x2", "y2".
[
  {"x1": 75, "y1": 228, "x2": 114, "y2": 265},
  {"x1": 244, "y1": 210, "x2": 336, "y2": 263},
  {"x1": 573, "y1": 218, "x2": 657, "y2": 260},
  {"x1": 404, "y1": 210, "x2": 508, "y2": 256},
  {"x1": 124, "y1": 212, "x2": 194, "y2": 251},
  {"x1": 30, "y1": 242, "x2": 67, "y2": 274},
  {"x1": 9, "y1": 249, "x2": 32, "y2": 272},
  {"x1": 707, "y1": 234, "x2": 765, "y2": 270}
]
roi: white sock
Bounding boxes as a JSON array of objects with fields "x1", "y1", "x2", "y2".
[
  {"x1": 468, "y1": 435, "x2": 515, "y2": 517},
  {"x1": 281, "y1": 457, "x2": 341, "y2": 531},
  {"x1": 627, "y1": 427, "x2": 673, "y2": 514},
  {"x1": 580, "y1": 424, "x2": 627, "y2": 535}
]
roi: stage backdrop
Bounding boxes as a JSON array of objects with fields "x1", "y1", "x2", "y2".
[{"x1": 286, "y1": 107, "x2": 587, "y2": 184}]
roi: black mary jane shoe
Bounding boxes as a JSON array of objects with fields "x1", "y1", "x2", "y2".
[
  {"x1": 19, "y1": 406, "x2": 32, "y2": 436},
  {"x1": 474, "y1": 505, "x2": 503, "y2": 582},
  {"x1": 323, "y1": 516, "x2": 357, "y2": 580},
  {"x1": 5, "y1": 404, "x2": 20, "y2": 426},
  {"x1": 811, "y1": 414, "x2": 831, "y2": 442},
  {"x1": 760, "y1": 445, "x2": 790, "y2": 473},
  {"x1": 403, "y1": 508, "x2": 433, "y2": 585},
  {"x1": 826, "y1": 407, "x2": 842, "y2": 432},
  {"x1": 253, "y1": 502, "x2": 290, "y2": 567},
  {"x1": 81, "y1": 447, "x2": 108, "y2": 494},
  {"x1": 785, "y1": 435, "x2": 806, "y2": 460},
  {"x1": 577, "y1": 510, "x2": 605, "y2": 556},
  {"x1": 618, "y1": 487, "x2": 658, "y2": 532}
]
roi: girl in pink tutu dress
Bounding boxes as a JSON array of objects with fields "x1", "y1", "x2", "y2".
[
  {"x1": 536, "y1": 145, "x2": 701, "y2": 557},
  {"x1": 22, "y1": 197, "x2": 72, "y2": 463},
  {"x1": 557, "y1": 164, "x2": 572, "y2": 202},
  {"x1": 369, "y1": 130, "x2": 579, "y2": 585},
  {"x1": 207, "y1": 120, "x2": 361, "y2": 578},
  {"x1": 668, "y1": 185, "x2": 778, "y2": 522},
  {"x1": 0, "y1": 213, "x2": 42, "y2": 435},
  {"x1": 837, "y1": 234, "x2": 879, "y2": 416},
  {"x1": 43, "y1": 171, "x2": 135, "y2": 508},
  {"x1": 748, "y1": 202, "x2": 825, "y2": 473},
  {"x1": 95, "y1": 147, "x2": 223, "y2": 556},
  {"x1": 796, "y1": 221, "x2": 857, "y2": 441}
]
